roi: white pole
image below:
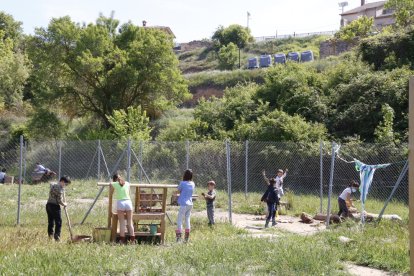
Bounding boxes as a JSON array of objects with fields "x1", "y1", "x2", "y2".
[
  {"x1": 139, "y1": 141, "x2": 143, "y2": 183},
  {"x1": 127, "y1": 138, "x2": 131, "y2": 182},
  {"x1": 326, "y1": 142, "x2": 336, "y2": 227},
  {"x1": 186, "y1": 140, "x2": 190, "y2": 170},
  {"x1": 58, "y1": 140, "x2": 62, "y2": 180},
  {"x1": 17, "y1": 135, "x2": 23, "y2": 225},
  {"x1": 408, "y1": 76, "x2": 414, "y2": 274}
]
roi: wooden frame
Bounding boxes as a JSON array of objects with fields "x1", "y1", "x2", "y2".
[{"x1": 97, "y1": 182, "x2": 177, "y2": 244}]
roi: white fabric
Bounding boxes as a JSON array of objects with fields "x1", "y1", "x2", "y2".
[
  {"x1": 339, "y1": 187, "x2": 356, "y2": 200},
  {"x1": 117, "y1": 199, "x2": 133, "y2": 211},
  {"x1": 177, "y1": 205, "x2": 192, "y2": 231}
]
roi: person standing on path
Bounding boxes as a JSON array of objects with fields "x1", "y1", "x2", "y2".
[
  {"x1": 202, "y1": 180, "x2": 216, "y2": 226},
  {"x1": 46, "y1": 176, "x2": 71, "y2": 241},
  {"x1": 176, "y1": 169, "x2": 195, "y2": 242}
]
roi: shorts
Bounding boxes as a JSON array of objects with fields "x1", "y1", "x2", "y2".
[{"x1": 117, "y1": 199, "x2": 133, "y2": 211}]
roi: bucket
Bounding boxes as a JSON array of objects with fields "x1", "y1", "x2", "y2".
[
  {"x1": 149, "y1": 224, "x2": 158, "y2": 235},
  {"x1": 93, "y1": 227, "x2": 111, "y2": 243}
]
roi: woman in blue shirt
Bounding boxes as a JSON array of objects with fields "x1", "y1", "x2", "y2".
[{"x1": 176, "y1": 169, "x2": 195, "y2": 242}]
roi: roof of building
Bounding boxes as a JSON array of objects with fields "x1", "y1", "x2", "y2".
[
  {"x1": 143, "y1": 26, "x2": 176, "y2": 38},
  {"x1": 341, "y1": 1, "x2": 386, "y2": 16}
]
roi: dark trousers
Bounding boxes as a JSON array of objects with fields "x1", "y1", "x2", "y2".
[
  {"x1": 337, "y1": 198, "x2": 349, "y2": 217},
  {"x1": 46, "y1": 203, "x2": 62, "y2": 240},
  {"x1": 207, "y1": 204, "x2": 215, "y2": 225},
  {"x1": 266, "y1": 202, "x2": 277, "y2": 222}
]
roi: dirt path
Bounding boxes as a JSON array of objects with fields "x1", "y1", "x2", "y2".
[{"x1": 192, "y1": 209, "x2": 399, "y2": 276}]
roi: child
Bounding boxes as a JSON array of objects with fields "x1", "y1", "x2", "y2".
[
  {"x1": 46, "y1": 176, "x2": 71, "y2": 241},
  {"x1": 261, "y1": 178, "x2": 279, "y2": 227},
  {"x1": 111, "y1": 174, "x2": 135, "y2": 244},
  {"x1": 275, "y1": 168, "x2": 288, "y2": 198},
  {"x1": 338, "y1": 180, "x2": 359, "y2": 218},
  {"x1": 0, "y1": 168, "x2": 6, "y2": 184},
  {"x1": 176, "y1": 169, "x2": 195, "y2": 242},
  {"x1": 201, "y1": 181, "x2": 216, "y2": 226}
]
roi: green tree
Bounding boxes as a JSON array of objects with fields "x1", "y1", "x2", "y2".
[
  {"x1": 385, "y1": 0, "x2": 414, "y2": 27},
  {"x1": 212, "y1": 24, "x2": 253, "y2": 49},
  {"x1": 0, "y1": 11, "x2": 23, "y2": 41},
  {"x1": 374, "y1": 104, "x2": 396, "y2": 144},
  {"x1": 218, "y1": 42, "x2": 238, "y2": 70},
  {"x1": 28, "y1": 16, "x2": 190, "y2": 127},
  {"x1": 106, "y1": 106, "x2": 152, "y2": 141},
  {"x1": 335, "y1": 16, "x2": 374, "y2": 40},
  {"x1": 0, "y1": 30, "x2": 31, "y2": 108},
  {"x1": 26, "y1": 109, "x2": 66, "y2": 140}
]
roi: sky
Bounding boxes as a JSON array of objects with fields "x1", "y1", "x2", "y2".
[{"x1": 1, "y1": 0, "x2": 371, "y2": 42}]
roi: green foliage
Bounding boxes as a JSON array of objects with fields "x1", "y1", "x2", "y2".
[
  {"x1": 0, "y1": 11, "x2": 23, "y2": 41},
  {"x1": 212, "y1": 24, "x2": 253, "y2": 49},
  {"x1": 0, "y1": 30, "x2": 31, "y2": 108},
  {"x1": 218, "y1": 42, "x2": 238, "y2": 70},
  {"x1": 335, "y1": 16, "x2": 374, "y2": 40},
  {"x1": 385, "y1": 0, "x2": 414, "y2": 28},
  {"x1": 106, "y1": 106, "x2": 152, "y2": 141},
  {"x1": 26, "y1": 109, "x2": 66, "y2": 140},
  {"x1": 156, "y1": 109, "x2": 197, "y2": 141},
  {"x1": 374, "y1": 104, "x2": 396, "y2": 144},
  {"x1": 27, "y1": 16, "x2": 190, "y2": 127},
  {"x1": 359, "y1": 28, "x2": 414, "y2": 70}
]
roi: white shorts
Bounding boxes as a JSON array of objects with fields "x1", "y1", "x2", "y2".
[{"x1": 117, "y1": 199, "x2": 133, "y2": 211}]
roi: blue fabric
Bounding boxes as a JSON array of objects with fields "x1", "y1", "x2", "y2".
[
  {"x1": 177, "y1": 181, "x2": 195, "y2": 206},
  {"x1": 354, "y1": 159, "x2": 390, "y2": 204}
]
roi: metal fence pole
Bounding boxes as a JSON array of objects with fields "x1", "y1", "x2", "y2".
[
  {"x1": 378, "y1": 160, "x2": 409, "y2": 222},
  {"x1": 97, "y1": 140, "x2": 101, "y2": 180},
  {"x1": 127, "y1": 138, "x2": 131, "y2": 182},
  {"x1": 320, "y1": 141, "x2": 323, "y2": 213},
  {"x1": 186, "y1": 140, "x2": 190, "y2": 170},
  {"x1": 326, "y1": 142, "x2": 336, "y2": 227},
  {"x1": 226, "y1": 140, "x2": 232, "y2": 224},
  {"x1": 23, "y1": 140, "x2": 27, "y2": 183},
  {"x1": 245, "y1": 140, "x2": 249, "y2": 198},
  {"x1": 139, "y1": 141, "x2": 143, "y2": 183},
  {"x1": 17, "y1": 135, "x2": 24, "y2": 225},
  {"x1": 58, "y1": 141, "x2": 62, "y2": 180}
]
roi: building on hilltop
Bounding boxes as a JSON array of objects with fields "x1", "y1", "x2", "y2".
[
  {"x1": 340, "y1": 0, "x2": 395, "y2": 29},
  {"x1": 142, "y1": 20, "x2": 176, "y2": 39}
]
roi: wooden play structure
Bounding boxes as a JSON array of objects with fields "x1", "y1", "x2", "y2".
[{"x1": 97, "y1": 183, "x2": 177, "y2": 244}]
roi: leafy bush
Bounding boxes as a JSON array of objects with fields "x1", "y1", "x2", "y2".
[
  {"x1": 218, "y1": 42, "x2": 238, "y2": 70},
  {"x1": 335, "y1": 16, "x2": 374, "y2": 41}
]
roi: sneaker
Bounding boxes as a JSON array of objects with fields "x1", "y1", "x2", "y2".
[
  {"x1": 272, "y1": 221, "x2": 277, "y2": 226},
  {"x1": 264, "y1": 221, "x2": 269, "y2": 228}
]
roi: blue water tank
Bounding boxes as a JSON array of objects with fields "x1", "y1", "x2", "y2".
[
  {"x1": 260, "y1": 55, "x2": 272, "y2": 67},
  {"x1": 247, "y1": 57, "x2": 259, "y2": 69},
  {"x1": 301, "y1": 50, "x2": 314, "y2": 62},
  {"x1": 274, "y1": 53, "x2": 286, "y2": 64},
  {"x1": 287, "y1": 52, "x2": 300, "y2": 62}
]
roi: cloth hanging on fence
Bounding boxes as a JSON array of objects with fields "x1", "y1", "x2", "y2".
[{"x1": 354, "y1": 159, "x2": 390, "y2": 204}]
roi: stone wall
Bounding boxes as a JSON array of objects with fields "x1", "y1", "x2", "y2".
[{"x1": 319, "y1": 39, "x2": 358, "y2": 59}]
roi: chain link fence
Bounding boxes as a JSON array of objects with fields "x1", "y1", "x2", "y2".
[{"x1": 1, "y1": 137, "x2": 408, "y2": 224}]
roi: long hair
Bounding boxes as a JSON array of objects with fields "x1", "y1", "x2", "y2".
[{"x1": 183, "y1": 169, "x2": 193, "y2": 181}]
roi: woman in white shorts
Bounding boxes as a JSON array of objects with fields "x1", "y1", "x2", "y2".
[{"x1": 111, "y1": 174, "x2": 135, "y2": 244}]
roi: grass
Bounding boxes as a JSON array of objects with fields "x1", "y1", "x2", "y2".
[{"x1": 0, "y1": 181, "x2": 409, "y2": 274}]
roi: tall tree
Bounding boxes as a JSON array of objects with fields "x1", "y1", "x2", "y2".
[
  {"x1": 28, "y1": 16, "x2": 190, "y2": 127},
  {"x1": 212, "y1": 24, "x2": 253, "y2": 50},
  {"x1": 0, "y1": 11, "x2": 23, "y2": 41},
  {"x1": 385, "y1": 0, "x2": 414, "y2": 28}
]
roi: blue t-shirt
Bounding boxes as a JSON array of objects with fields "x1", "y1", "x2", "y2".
[{"x1": 177, "y1": 181, "x2": 195, "y2": 206}]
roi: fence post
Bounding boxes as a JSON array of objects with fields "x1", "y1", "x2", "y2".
[
  {"x1": 58, "y1": 140, "x2": 62, "y2": 180},
  {"x1": 17, "y1": 135, "x2": 23, "y2": 225},
  {"x1": 23, "y1": 140, "x2": 27, "y2": 183},
  {"x1": 326, "y1": 142, "x2": 336, "y2": 227},
  {"x1": 319, "y1": 140, "x2": 323, "y2": 213},
  {"x1": 408, "y1": 76, "x2": 414, "y2": 275},
  {"x1": 245, "y1": 140, "x2": 249, "y2": 198},
  {"x1": 139, "y1": 141, "x2": 143, "y2": 183},
  {"x1": 226, "y1": 140, "x2": 232, "y2": 224},
  {"x1": 378, "y1": 160, "x2": 408, "y2": 222},
  {"x1": 127, "y1": 137, "x2": 131, "y2": 182},
  {"x1": 97, "y1": 140, "x2": 101, "y2": 180},
  {"x1": 186, "y1": 140, "x2": 190, "y2": 170}
]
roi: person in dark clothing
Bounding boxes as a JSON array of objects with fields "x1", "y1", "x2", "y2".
[
  {"x1": 261, "y1": 178, "x2": 279, "y2": 228},
  {"x1": 46, "y1": 176, "x2": 71, "y2": 241}
]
